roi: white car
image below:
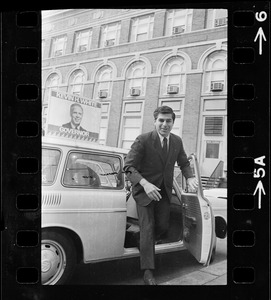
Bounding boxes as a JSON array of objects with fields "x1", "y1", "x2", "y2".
[
  {"x1": 41, "y1": 137, "x2": 225, "y2": 285},
  {"x1": 204, "y1": 188, "x2": 227, "y2": 200},
  {"x1": 204, "y1": 188, "x2": 227, "y2": 239}
]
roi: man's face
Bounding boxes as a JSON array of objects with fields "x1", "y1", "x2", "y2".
[
  {"x1": 70, "y1": 106, "x2": 83, "y2": 126},
  {"x1": 154, "y1": 113, "x2": 174, "y2": 137}
]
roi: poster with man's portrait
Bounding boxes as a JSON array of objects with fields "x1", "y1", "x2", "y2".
[{"x1": 46, "y1": 90, "x2": 102, "y2": 142}]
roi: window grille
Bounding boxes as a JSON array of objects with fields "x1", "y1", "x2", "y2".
[{"x1": 204, "y1": 116, "x2": 223, "y2": 135}]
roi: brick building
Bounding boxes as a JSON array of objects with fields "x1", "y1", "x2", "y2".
[{"x1": 42, "y1": 8, "x2": 227, "y2": 177}]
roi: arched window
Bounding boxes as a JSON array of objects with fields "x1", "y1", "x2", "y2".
[
  {"x1": 161, "y1": 57, "x2": 186, "y2": 95},
  {"x1": 94, "y1": 65, "x2": 113, "y2": 99},
  {"x1": 43, "y1": 73, "x2": 60, "y2": 104},
  {"x1": 202, "y1": 51, "x2": 227, "y2": 93},
  {"x1": 68, "y1": 69, "x2": 85, "y2": 96},
  {"x1": 125, "y1": 61, "x2": 147, "y2": 97}
]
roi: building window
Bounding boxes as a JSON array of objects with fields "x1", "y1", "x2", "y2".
[
  {"x1": 99, "y1": 103, "x2": 110, "y2": 145},
  {"x1": 125, "y1": 61, "x2": 147, "y2": 97},
  {"x1": 51, "y1": 35, "x2": 67, "y2": 57},
  {"x1": 206, "y1": 9, "x2": 228, "y2": 28},
  {"x1": 165, "y1": 9, "x2": 193, "y2": 36},
  {"x1": 100, "y1": 22, "x2": 121, "y2": 48},
  {"x1": 161, "y1": 57, "x2": 186, "y2": 95},
  {"x1": 205, "y1": 141, "x2": 220, "y2": 159},
  {"x1": 68, "y1": 70, "x2": 85, "y2": 96},
  {"x1": 130, "y1": 14, "x2": 154, "y2": 42},
  {"x1": 120, "y1": 102, "x2": 143, "y2": 149},
  {"x1": 94, "y1": 66, "x2": 113, "y2": 99},
  {"x1": 43, "y1": 73, "x2": 60, "y2": 104},
  {"x1": 204, "y1": 116, "x2": 224, "y2": 135},
  {"x1": 202, "y1": 51, "x2": 227, "y2": 94},
  {"x1": 74, "y1": 29, "x2": 92, "y2": 52}
]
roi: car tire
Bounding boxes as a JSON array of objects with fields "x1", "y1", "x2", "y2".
[{"x1": 42, "y1": 229, "x2": 77, "y2": 285}]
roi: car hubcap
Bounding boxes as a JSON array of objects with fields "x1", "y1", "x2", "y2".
[{"x1": 41, "y1": 239, "x2": 66, "y2": 285}]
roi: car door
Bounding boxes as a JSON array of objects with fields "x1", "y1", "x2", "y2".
[{"x1": 174, "y1": 154, "x2": 216, "y2": 266}]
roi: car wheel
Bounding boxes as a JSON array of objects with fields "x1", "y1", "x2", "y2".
[{"x1": 41, "y1": 230, "x2": 76, "y2": 285}]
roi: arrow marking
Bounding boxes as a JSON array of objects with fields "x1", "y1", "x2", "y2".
[
  {"x1": 254, "y1": 27, "x2": 267, "y2": 55},
  {"x1": 253, "y1": 180, "x2": 266, "y2": 209}
]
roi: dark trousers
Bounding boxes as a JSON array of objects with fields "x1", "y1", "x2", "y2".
[{"x1": 136, "y1": 188, "x2": 170, "y2": 270}]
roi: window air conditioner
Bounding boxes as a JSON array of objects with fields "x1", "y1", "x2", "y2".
[
  {"x1": 98, "y1": 91, "x2": 108, "y2": 98},
  {"x1": 54, "y1": 50, "x2": 63, "y2": 57},
  {"x1": 214, "y1": 17, "x2": 227, "y2": 27},
  {"x1": 210, "y1": 82, "x2": 224, "y2": 91},
  {"x1": 130, "y1": 88, "x2": 141, "y2": 96},
  {"x1": 172, "y1": 26, "x2": 185, "y2": 34},
  {"x1": 167, "y1": 85, "x2": 179, "y2": 94},
  {"x1": 105, "y1": 39, "x2": 115, "y2": 47},
  {"x1": 78, "y1": 45, "x2": 87, "y2": 52}
]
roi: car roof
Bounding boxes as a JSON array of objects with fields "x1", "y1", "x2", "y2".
[{"x1": 42, "y1": 136, "x2": 129, "y2": 155}]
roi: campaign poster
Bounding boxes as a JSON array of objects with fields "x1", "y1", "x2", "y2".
[{"x1": 46, "y1": 90, "x2": 102, "y2": 142}]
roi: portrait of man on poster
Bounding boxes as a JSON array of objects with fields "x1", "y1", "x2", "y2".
[{"x1": 62, "y1": 103, "x2": 87, "y2": 132}]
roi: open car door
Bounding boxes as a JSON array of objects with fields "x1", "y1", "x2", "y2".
[{"x1": 173, "y1": 154, "x2": 216, "y2": 266}]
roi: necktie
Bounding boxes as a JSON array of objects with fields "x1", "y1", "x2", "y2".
[{"x1": 162, "y1": 137, "x2": 168, "y2": 159}]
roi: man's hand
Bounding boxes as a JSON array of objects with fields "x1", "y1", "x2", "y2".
[
  {"x1": 140, "y1": 179, "x2": 161, "y2": 201},
  {"x1": 187, "y1": 177, "x2": 198, "y2": 190}
]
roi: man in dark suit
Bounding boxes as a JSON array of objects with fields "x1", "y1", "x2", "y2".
[
  {"x1": 62, "y1": 103, "x2": 87, "y2": 131},
  {"x1": 124, "y1": 106, "x2": 198, "y2": 285}
]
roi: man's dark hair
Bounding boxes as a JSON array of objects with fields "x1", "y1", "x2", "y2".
[
  {"x1": 70, "y1": 103, "x2": 83, "y2": 114},
  {"x1": 153, "y1": 106, "x2": 175, "y2": 122}
]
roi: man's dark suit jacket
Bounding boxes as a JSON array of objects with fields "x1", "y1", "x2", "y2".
[
  {"x1": 62, "y1": 122, "x2": 87, "y2": 132},
  {"x1": 124, "y1": 130, "x2": 193, "y2": 206}
]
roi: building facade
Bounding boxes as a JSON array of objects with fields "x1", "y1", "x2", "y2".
[{"x1": 42, "y1": 8, "x2": 228, "y2": 177}]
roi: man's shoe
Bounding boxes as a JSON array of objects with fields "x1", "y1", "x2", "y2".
[{"x1": 143, "y1": 270, "x2": 157, "y2": 285}]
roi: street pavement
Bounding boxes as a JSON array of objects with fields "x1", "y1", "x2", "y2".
[
  {"x1": 70, "y1": 238, "x2": 226, "y2": 285},
  {"x1": 161, "y1": 260, "x2": 227, "y2": 285},
  {"x1": 161, "y1": 237, "x2": 227, "y2": 285}
]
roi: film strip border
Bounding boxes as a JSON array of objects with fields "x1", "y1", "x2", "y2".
[
  {"x1": 228, "y1": 2, "x2": 270, "y2": 299},
  {"x1": 1, "y1": 4, "x2": 270, "y2": 300},
  {"x1": 1, "y1": 10, "x2": 41, "y2": 295}
]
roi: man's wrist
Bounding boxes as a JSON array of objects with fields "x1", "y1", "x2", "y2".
[{"x1": 139, "y1": 178, "x2": 148, "y2": 187}]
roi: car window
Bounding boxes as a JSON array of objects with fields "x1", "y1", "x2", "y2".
[
  {"x1": 63, "y1": 151, "x2": 123, "y2": 189},
  {"x1": 42, "y1": 148, "x2": 61, "y2": 185},
  {"x1": 174, "y1": 159, "x2": 197, "y2": 194}
]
